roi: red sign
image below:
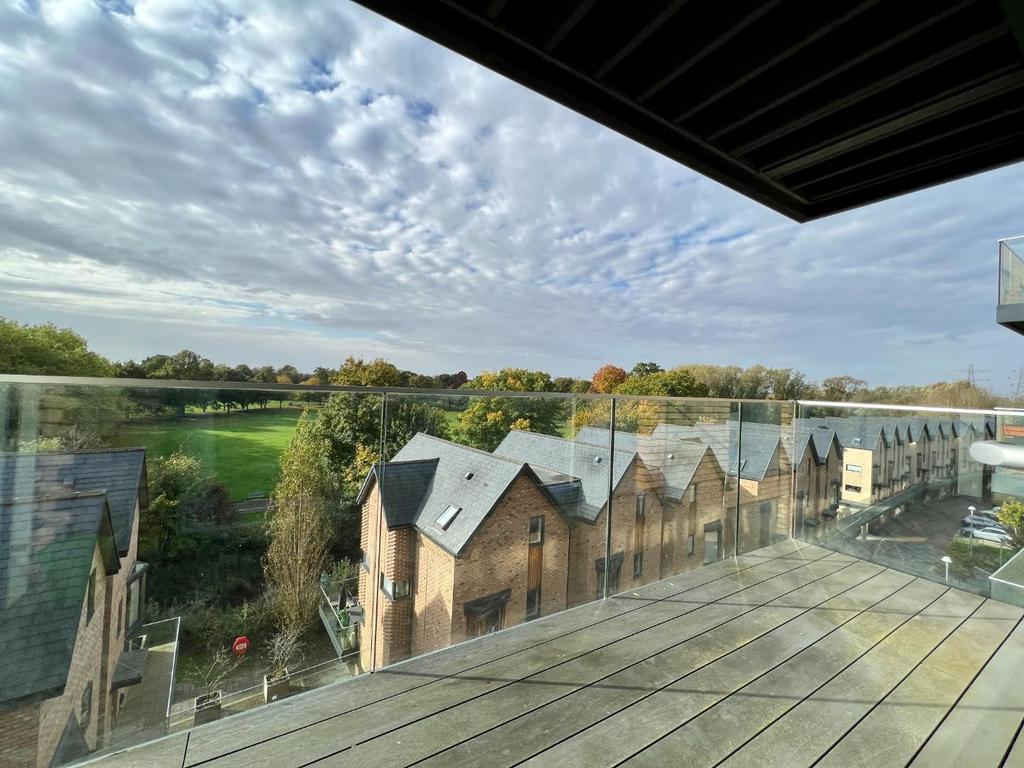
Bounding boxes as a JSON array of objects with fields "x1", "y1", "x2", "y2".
[{"x1": 232, "y1": 636, "x2": 250, "y2": 658}]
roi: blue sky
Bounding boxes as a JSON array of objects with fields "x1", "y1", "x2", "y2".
[{"x1": 1, "y1": 0, "x2": 1023, "y2": 389}]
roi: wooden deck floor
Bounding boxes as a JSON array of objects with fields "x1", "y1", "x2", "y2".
[{"x1": 90, "y1": 541, "x2": 1024, "y2": 768}]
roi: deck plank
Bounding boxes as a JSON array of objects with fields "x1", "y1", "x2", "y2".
[
  {"x1": 193, "y1": 550, "x2": 833, "y2": 767},
  {"x1": 910, "y1": 603, "x2": 1024, "y2": 768},
  {"x1": 416, "y1": 561, "x2": 893, "y2": 768},
  {"x1": 87, "y1": 542, "x2": 1024, "y2": 768},
  {"x1": 328, "y1": 561, "x2": 880, "y2": 767},
  {"x1": 536, "y1": 571, "x2": 939, "y2": 768},
  {"x1": 715, "y1": 587, "x2": 985, "y2": 768},
  {"x1": 816, "y1": 599, "x2": 1023, "y2": 768},
  {"x1": 180, "y1": 548, "x2": 809, "y2": 765}
]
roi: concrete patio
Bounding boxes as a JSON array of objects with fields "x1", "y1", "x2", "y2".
[{"x1": 87, "y1": 540, "x2": 1024, "y2": 768}]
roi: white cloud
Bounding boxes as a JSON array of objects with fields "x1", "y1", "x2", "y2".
[{"x1": 1, "y1": 0, "x2": 1023, "y2": 390}]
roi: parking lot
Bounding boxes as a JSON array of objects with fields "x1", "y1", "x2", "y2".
[{"x1": 819, "y1": 493, "x2": 1013, "y2": 595}]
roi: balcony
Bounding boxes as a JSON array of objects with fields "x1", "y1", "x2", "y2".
[
  {"x1": 1, "y1": 378, "x2": 1023, "y2": 768},
  {"x1": 998, "y1": 236, "x2": 1024, "y2": 334},
  {"x1": 95, "y1": 540, "x2": 1024, "y2": 768}
]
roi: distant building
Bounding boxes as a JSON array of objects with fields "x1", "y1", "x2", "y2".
[{"x1": 0, "y1": 449, "x2": 148, "y2": 768}]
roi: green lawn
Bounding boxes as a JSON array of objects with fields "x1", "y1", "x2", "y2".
[{"x1": 113, "y1": 409, "x2": 303, "y2": 500}]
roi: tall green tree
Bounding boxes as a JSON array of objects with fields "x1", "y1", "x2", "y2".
[
  {"x1": 0, "y1": 317, "x2": 114, "y2": 376},
  {"x1": 265, "y1": 412, "x2": 334, "y2": 634}
]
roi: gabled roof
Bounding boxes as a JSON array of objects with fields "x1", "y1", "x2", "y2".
[
  {"x1": 800, "y1": 417, "x2": 887, "y2": 452},
  {"x1": 357, "y1": 458, "x2": 439, "y2": 529},
  {"x1": 791, "y1": 425, "x2": 840, "y2": 467},
  {"x1": 0, "y1": 491, "x2": 120, "y2": 707},
  {"x1": 650, "y1": 422, "x2": 782, "y2": 482},
  {"x1": 574, "y1": 426, "x2": 639, "y2": 454},
  {"x1": 0, "y1": 448, "x2": 147, "y2": 555},
  {"x1": 359, "y1": 434, "x2": 559, "y2": 556},
  {"x1": 495, "y1": 430, "x2": 635, "y2": 523}
]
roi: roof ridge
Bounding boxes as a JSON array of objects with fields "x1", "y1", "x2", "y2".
[
  {"x1": 0, "y1": 446, "x2": 147, "y2": 458},
  {"x1": 0, "y1": 488, "x2": 108, "y2": 505},
  {"x1": 410, "y1": 432, "x2": 528, "y2": 466},
  {"x1": 507, "y1": 429, "x2": 637, "y2": 455}
]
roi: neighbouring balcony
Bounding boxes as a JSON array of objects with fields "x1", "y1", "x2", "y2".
[
  {"x1": 1, "y1": 377, "x2": 1023, "y2": 768},
  {"x1": 998, "y1": 236, "x2": 1024, "y2": 334}
]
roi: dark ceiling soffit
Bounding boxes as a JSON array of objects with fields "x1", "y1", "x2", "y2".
[
  {"x1": 1001, "y1": 0, "x2": 1024, "y2": 54},
  {"x1": 350, "y1": 0, "x2": 811, "y2": 221}
]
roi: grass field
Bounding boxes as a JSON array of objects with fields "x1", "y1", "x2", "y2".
[{"x1": 113, "y1": 408, "x2": 303, "y2": 500}]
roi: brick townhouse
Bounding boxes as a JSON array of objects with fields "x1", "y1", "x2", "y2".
[
  {"x1": 356, "y1": 434, "x2": 572, "y2": 671},
  {"x1": 0, "y1": 449, "x2": 148, "y2": 768},
  {"x1": 494, "y1": 430, "x2": 666, "y2": 606}
]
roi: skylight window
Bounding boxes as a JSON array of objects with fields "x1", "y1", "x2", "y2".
[{"x1": 435, "y1": 504, "x2": 461, "y2": 531}]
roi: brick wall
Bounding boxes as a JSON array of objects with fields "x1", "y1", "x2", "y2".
[
  {"x1": 411, "y1": 536, "x2": 455, "y2": 656},
  {"x1": 450, "y1": 474, "x2": 569, "y2": 645},
  {"x1": 0, "y1": 704, "x2": 40, "y2": 768},
  {"x1": 34, "y1": 545, "x2": 109, "y2": 768},
  {"x1": 566, "y1": 460, "x2": 664, "y2": 607},
  {"x1": 662, "y1": 451, "x2": 728, "y2": 576}
]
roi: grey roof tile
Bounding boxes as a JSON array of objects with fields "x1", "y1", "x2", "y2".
[
  {"x1": 494, "y1": 430, "x2": 635, "y2": 523},
  {"x1": 0, "y1": 448, "x2": 147, "y2": 554},
  {"x1": 0, "y1": 492, "x2": 119, "y2": 707}
]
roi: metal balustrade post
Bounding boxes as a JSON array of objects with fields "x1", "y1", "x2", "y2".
[
  {"x1": 369, "y1": 392, "x2": 388, "y2": 673},
  {"x1": 734, "y1": 402, "x2": 743, "y2": 558}
]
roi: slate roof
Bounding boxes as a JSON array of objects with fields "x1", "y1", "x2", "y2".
[
  {"x1": 791, "y1": 425, "x2": 840, "y2": 467},
  {"x1": 649, "y1": 422, "x2": 782, "y2": 482},
  {"x1": 798, "y1": 418, "x2": 888, "y2": 452},
  {"x1": 358, "y1": 459, "x2": 439, "y2": 529},
  {"x1": 0, "y1": 491, "x2": 120, "y2": 707},
  {"x1": 494, "y1": 431, "x2": 635, "y2": 523},
  {"x1": 0, "y1": 448, "x2": 147, "y2": 555},
  {"x1": 358, "y1": 434, "x2": 546, "y2": 556},
  {"x1": 575, "y1": 425, "x2": 716, "y2": 501}
]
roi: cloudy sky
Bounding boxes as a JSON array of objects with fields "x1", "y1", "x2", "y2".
[{"x1": 2, "y1": 0, "x2": 1023, "y2": 388}]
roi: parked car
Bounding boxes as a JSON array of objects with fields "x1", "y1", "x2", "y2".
[
  {"x1": 960, "y1": 526, "x2": 1013, "y2": 545},
  {"x1": 961, "y1": 514, "x2": 1009, "y2": 530}
]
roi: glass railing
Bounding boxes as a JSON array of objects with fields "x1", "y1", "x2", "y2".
[
  {"x1": 791, "y1": 401, "x2": 1017, "y2": 599},
  {"x1": 4, "y1": 376, "x2": 1024, "y2": 766},
  {"x1": 999, "y1": 236, "x2": 1024, "y2": 306}
]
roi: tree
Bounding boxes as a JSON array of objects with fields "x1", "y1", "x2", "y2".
[
  {"x1": 140, "y1": 451, "x2": 236, "y2": 564},
  {"x1": 614, "y1": 368, "x2": 707, "y2": 397},
  {"x1": 821, "y1": 376, "x2": 867, "y2": 402},
  {"x1": 590, "y1": 364, "x2": 628, "y2": 394},
  {"x1": 265, "y1": 412, "x2": 334, "y2": 634},
  {"x1": 998, "y1": 501, "x2": 1024, "y2": 548},
  {"x1": 332, "y1": 357, "x2": 401, "y2": 387},
  {"x1": 0, "y1": 317, "x2": 114, "y2": 376},
  {"x1": 453, "y1": 369, "x2": 567, "y2": 451},
  {"x1": 630, "y1": 362, "x2": 663, "y2": 377}
]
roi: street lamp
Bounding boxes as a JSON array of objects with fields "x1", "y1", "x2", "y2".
[{"x1": 941, "y1": 555, "x2": 953, "y2": 583}]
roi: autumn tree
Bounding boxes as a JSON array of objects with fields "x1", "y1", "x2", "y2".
[
  {"x1": 590, "y1": 364, "x2": 628, "y2": 394},
  {"x1": 266, "y1": 412, "x2": 334, "y2": 634},
  {"x1": 454, "y1": 368, "x2": 567, "y2": 451}
]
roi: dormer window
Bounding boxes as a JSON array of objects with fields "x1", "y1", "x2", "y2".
[{"x1": 435, "y1": 504, "x2": 461, "y2": 531}]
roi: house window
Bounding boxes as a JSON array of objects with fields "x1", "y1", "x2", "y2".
[
  {"x1": 528, "y1": 515, "x2": 544, "y2": 545},
  {"x1": 526, "y1": 587, "x2": 541, "y2": 619},
  {"x1": 689, "y1": 484, "x2": 697, "y2": 503},
  {"x1": 435, "y1": 504, "x2": 461, "y2": 531},
  {"x1": 118, "y1": 601, "x2": 124, "y2": 637},
  {"x1": 633, "y1": 495, "x2": 646, "y2": 578},
  {"x1": 86, "y1": 569, "x2": 96, "y2": 624},
  {"x1": 380, "y1": 573, "x2": 410, "y2": 600},
  {"x1": 845, "y1": 484, "x2": 862, "y2": 493},
  {"x1": 464, "y1": 589, "x2": 511, "y2": 637},
  {"x1": 80, "y1": 682, "x2": 93, "y2": 729},
  {"x1": 845, "y1": 464, "x2": 862, "y2": 473},
  {"x1": 687, "y1": 534, "x2": 695, "y2": 555}
]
